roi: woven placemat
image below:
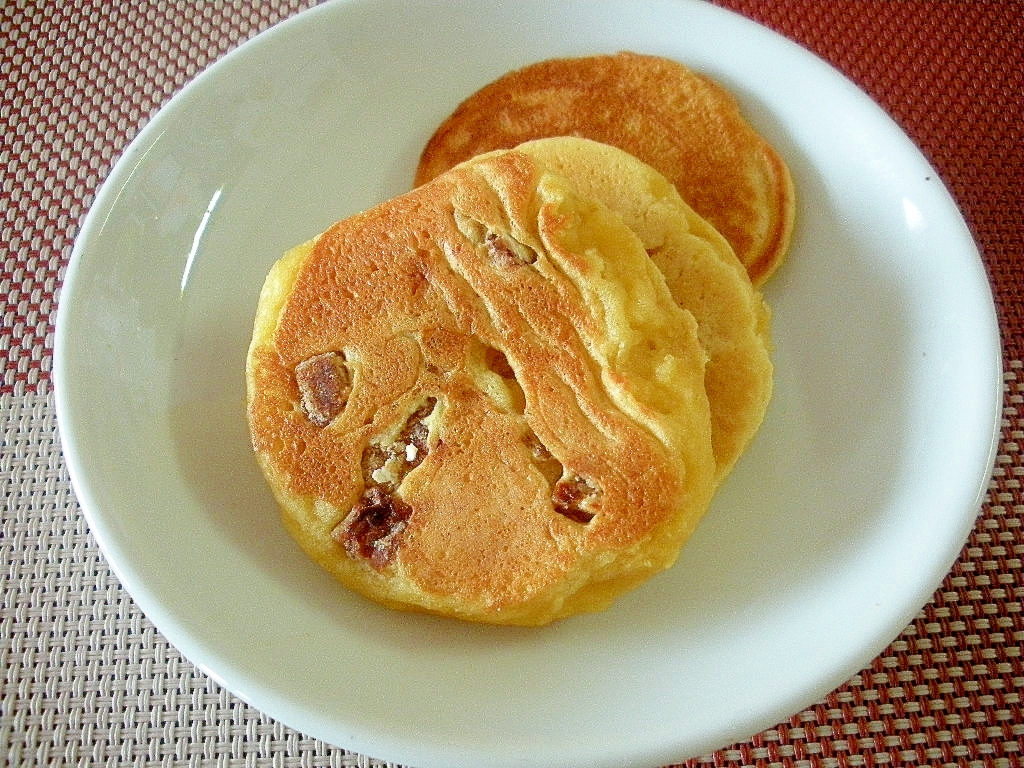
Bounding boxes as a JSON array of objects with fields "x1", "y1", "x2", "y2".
[{"x1": 2, "y1": 2, "x2": 1021, "y2": 767}]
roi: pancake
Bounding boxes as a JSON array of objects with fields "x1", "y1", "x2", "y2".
[
  {"x1": 414, "y1": 51, "x2": 795, "y2": 286},
  {"x1": 502, "y1": 137, "x2": 773, "y2": 485},
  {"x1": 246, "y1": 148, "x2": 717, "y2": 625}
]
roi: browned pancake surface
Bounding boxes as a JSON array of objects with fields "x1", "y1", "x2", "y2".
[{"x1": 414, "y1": 52, "x2": 795, "y2": 286}]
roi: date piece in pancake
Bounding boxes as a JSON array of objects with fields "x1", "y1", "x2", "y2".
[
  {"x1": 414, "y1": 51, "x2": 795, "y2": 286},
  {"x1": 506, "y1": 137, "x2": 773, "y2": 485},
  {"x1": 246, "y1": 149, "x2": 717, "y2": 625}
]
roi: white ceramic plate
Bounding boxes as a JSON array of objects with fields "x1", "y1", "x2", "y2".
[{"x1": 54, "y1": 1, "x2": 1003, "y2": 766}]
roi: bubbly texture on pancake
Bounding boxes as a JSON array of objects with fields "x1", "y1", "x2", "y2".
[
  {"x1": 414, "y1": 51, "x2": 795, "y2": 286},
  {"x1": 504, "y1": 138, "x2": 773, "y2": 484},
  {"x1": 246, "y1": 149, "x2": 718, "y2": 625}
]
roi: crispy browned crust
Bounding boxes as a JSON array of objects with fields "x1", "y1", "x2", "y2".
[
  {"x1": 414, "y1": 52, "x2": 795, "y2": 286},
  {"x1": 246, "y1": 149, "x2": 717, "y2": 625}
]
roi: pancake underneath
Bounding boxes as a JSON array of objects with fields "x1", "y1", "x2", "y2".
[{"x1": 414, "y1": 51, "x2": 795, "y2": 286}]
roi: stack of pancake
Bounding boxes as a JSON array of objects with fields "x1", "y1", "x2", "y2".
[{"x1": 246, "y1": 52, "x2": 794, "y2": 625}]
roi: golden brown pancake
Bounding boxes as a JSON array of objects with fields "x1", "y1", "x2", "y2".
[
  {"x1": 246, "y1": 149, "x2": 717, "y2": 625},
  {"x1": 414, "y1": 51, "x2": 795, "y2": 286},
  {"x1": 502, "y1": 137, "x2": 773, "y2": 484}
]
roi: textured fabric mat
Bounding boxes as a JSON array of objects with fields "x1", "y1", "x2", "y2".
[{"x1": 2, "y1": 1, "x2": 1021, "y2": 767}]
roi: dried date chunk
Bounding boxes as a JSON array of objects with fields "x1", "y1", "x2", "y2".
[
  {"x1": 361, "y1": 442, "x2": 390, "y2": 486},
  {"x1": 451, "y1": 211, "x2": 536, "y2": 268},
  {"x1": 485, "y1": 231, "x2": 536, "y2": 267},
  {"x1": 553, "y1": 475, "x2": 599, "y2": 524},
  {"x1": 522, "y1": 433, "x2": 596, "y2": 522},
  {"x1": 361, "y1": 397, "x2": 438, "y2": 489},
  {"x1": 332, "y1": 486, "x2": 412, "y2": 569},
  {"x1": 295, "y1": 351, "x2": 351, "y2": 427},
  {"x1": 400, "y1": 397, "x2": 436, "y2": 463}
]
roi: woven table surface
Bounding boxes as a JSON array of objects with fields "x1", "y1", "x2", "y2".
[{"x1": 2, "y1": 1, "x2": 1021, "y2": 767}]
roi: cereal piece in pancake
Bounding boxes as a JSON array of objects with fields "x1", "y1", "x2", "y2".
[
  {"x1": 414, "y1": 51, "x2": 795, "y2": 286},
  {"x1": 246, "y1": 149, "x2": 716, "y2": 625}
]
